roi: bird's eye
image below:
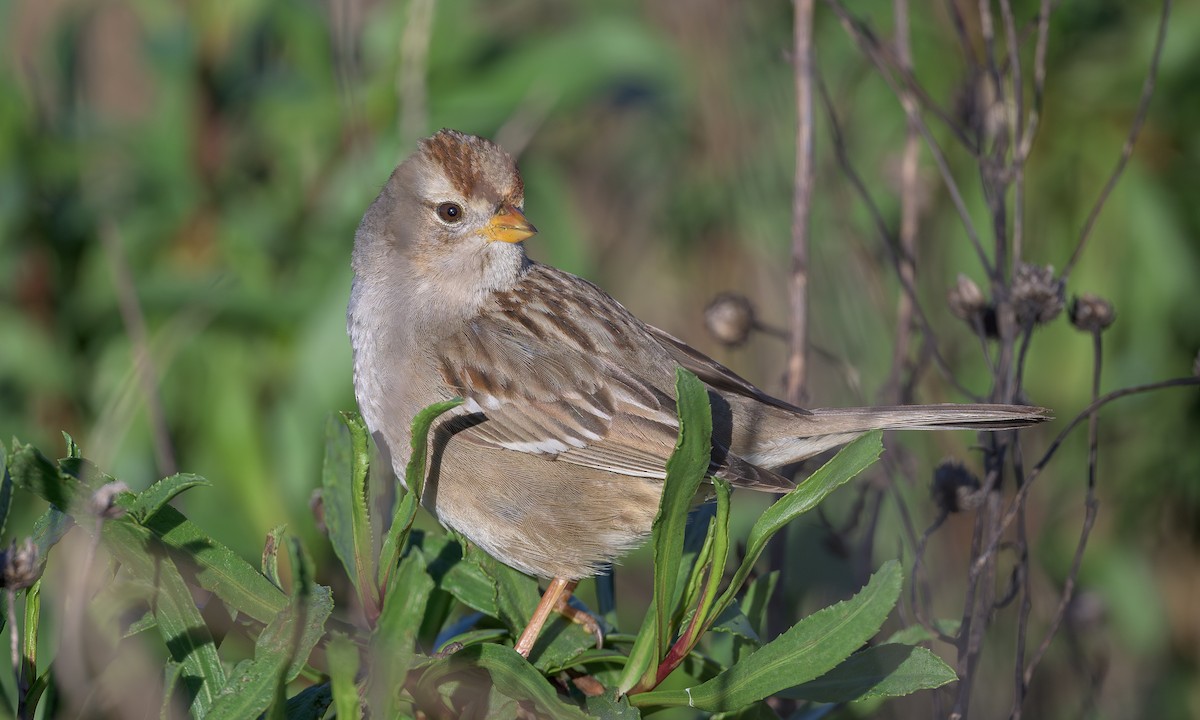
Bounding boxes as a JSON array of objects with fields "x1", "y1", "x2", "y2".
[{"x1": 436, "y1": 202, "x2": 463, "y2": 224}]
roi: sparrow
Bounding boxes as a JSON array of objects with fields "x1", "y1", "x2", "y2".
[{"x1": 347, "y1": 129, "x2": 1048, "y2": 656}]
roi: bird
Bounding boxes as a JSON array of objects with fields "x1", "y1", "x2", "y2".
[{"x1": 347, "y1": 129, "x2": 1048, "y2": 657}]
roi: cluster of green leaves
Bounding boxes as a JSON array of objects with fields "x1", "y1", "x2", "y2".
[{"x1": 0, "y1": 369, "x2": 954, "y2": 718}]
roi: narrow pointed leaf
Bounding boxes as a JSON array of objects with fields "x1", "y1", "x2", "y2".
[
  {"x1": 128, "y1": 474, "x2": 210, "y2": 520},
  {"x1": 368, "y1": 551, "x2": 434, "y2": 716},
  {"x1": 417, "y1": 644, "x2": 590, "y2": 719},
  {"x1": 327, "y1": 633, "x2": 362, "y2": 720},
  {"x1": 322, "y1": 412, "x2": 376, "y2": 615},
  {"x1": 207, "y1": 538, "x2": 332, "y2": 719},
  {"x1": 631, "y1": 561, "x2": 902, "y2": 712},
  {"x1": 617, "y1": 368, "x2": 712, "y2": 693},
  {"x1": 785, "y1": 644, "x2": 957, "y2": 703}
]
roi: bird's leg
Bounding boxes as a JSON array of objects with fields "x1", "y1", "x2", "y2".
[
  {"x1": 514, "y1": 578, "x2": 604, "y2": 657},
  {"x1": 515, "y1": 577, "x2": 574, "y2": 657}
]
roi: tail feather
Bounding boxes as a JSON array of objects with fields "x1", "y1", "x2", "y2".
[
  {"x1": 808, "y1": 403, "x2": 1052, "y2": 433},
  {"x1": 735, "y1": 403, "x2": 1051, "y2": 471}
]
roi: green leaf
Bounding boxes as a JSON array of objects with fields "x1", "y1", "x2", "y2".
[
  {"x1": 99, "y1": 520, "x2": 227, "y2": 718},
  {"x1": 631, "y1": 560, "x2": 903, "y2": 712},
  {"x1": 786, "y1": 644, "x2": 957, "y2": 703},
  {"x1": 327, "y1": 633, "x2": 362, "y2": 720},
  {"x1": 438, "y1": 553, "x2": 499, "y2": 617},
  {"x1": 128, "y1": 473, "x2": 210, "y2": 521},
  {"x1": 140, "y1": 506, "x2": 288, "y2": 625},
  {"x1": 20, "y1": 580, "x2": 41, "y2": 699},
  {"x1": 7, "y1": 442, "x2": 80, "y2": 513},
  {"x1": 9, "y1": 442, "x2": 287, "y2": 625},
  {"x1": 368, "y1": 551, "x2": 435, "y2": 717},
  {"x1": 618, "y1": 368, "x2": 712, "y2": 694},
  {"x1": 61, "y1": 431, "x2": 81, "y2": 460},
  {"x1": 713, "y1": 432, "x2": 883, "y2": 621},
  {"x1": 322, "y1": 412, "x2": 377, "y2": 618},
  {"x1": 417, "y1": 644, "x2": 590, "y2": 719},
  {"x1": 379, "y1": 398, "x2": 464, "y2": 591},
  {"x1": 586, "y1": 690, "x2": 642, "y2": 719},
  {"x1": 740, "y1": 571, "x2": 779, "y2": 640},
  {"x1": 207, "y1": 538, "x2": 332, "y2": 719},
  {"x1": 31, "y1": 507, "x2": 72, "y2": 565}
]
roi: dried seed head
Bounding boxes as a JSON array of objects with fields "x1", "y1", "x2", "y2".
[
  {"x1": 931, "y1": 459, "x2": 982, "y2": 514},
  {"x1": 948, "y1": 274, "x2": 987, "y2": 321},
  {"x1": 1012, "y1": 263, "x2": 1065, "y2": 327},
  {"x1": 1, "y1": 538, "x2": 41, "y2": 590},
  {"x1": 704, "y1": 292, "x2": 756, "y2": 347},
  {"x1": 89, "y1": 481, "x2": 130, "y2": 519},
  {"x1": 1068, "y1": 294, "x2": 1116, "y2": 333}
]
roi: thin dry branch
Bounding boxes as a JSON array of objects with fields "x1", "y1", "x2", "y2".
[
  {"x1": 1064, "y1": 0, "x2": 1171, "y2": 278},
  {"x1": 824, "y1": 0, "x2": 994, "y2": 279},
  {"x1": 786, "y1": 0, "x2": 816, "y2": 406},
  {"x1": 816, "y1": 74, "x2": 984, "y2": 402}
]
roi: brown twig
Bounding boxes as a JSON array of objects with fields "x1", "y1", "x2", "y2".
[
  {"x1": 887, "y1": 0, "x2": 920, "y2": 404},
  {"x1": 971, "y1": 376, "x2": 1200, "y2": 577},
  {"x1": 1019, "y1": 329, "x2": 1104, "y2": 698},
  {"x1": 815, "y1": 74, "x2": 983, "y2": 402},
  {"x1": 824, "y1": 0, "x2": 994, "y2": 280},
  {"x1": 786, "y1": 0, "x2": 816, "y2": 407},
  {"x1": 1063, "y1": 0, "x2": 1171, "y2": 279}
]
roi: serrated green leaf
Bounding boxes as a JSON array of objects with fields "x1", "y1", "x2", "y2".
[
  {"x1": 322, "y1": 412, "x2": 377, "y2": 619},
  {"x1": 586, "y1": 690, "x2": 642, "y2": 719},
  {"x1": 11, "y1": 442, "x2": 286, "y2": 625},
  {"x1": 618, "y1": 368, "x2": 712, "y2": 694},
  {"x1": 631, "y1": 561, "x2": 902, "y2": 712},
  {"x1": 128, "y1": 473, "x2": 210, "y2": 520},
  {"x1": 140, "y1": 506, "x2": 288, "y2": 624},
  {"x1": 368, "y1": 551, "x2": 434, "y2": 717},
  {"x1": 787, "y1": 644, "x2": 957, "y2": 702},
  {"x1": 327, "y1": 633, "x2": 362, "y2": 720},
  {"x1": 417, "y1": 644, "x2": 590, "y2": 719},
  {"x1": 99, "y1": 520, "x2": 227, "y2": 717},
  {"x1": 207, "y1": 538, "x2": 331, "y2": 719}
]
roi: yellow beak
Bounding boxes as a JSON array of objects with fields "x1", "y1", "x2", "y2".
[{"x1": 484, "y1": 206, "x2": 537, "y2": 243}]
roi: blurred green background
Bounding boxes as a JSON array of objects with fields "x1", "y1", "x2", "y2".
[{"x1": 2, "y1": 0, "x2": 1198, "y2": 717}]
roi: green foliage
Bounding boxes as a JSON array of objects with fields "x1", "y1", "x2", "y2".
[{"x1": 0, "y1": 372, "x2": 954, "y2": 718}]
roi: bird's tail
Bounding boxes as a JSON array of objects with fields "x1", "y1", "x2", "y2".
[
  {"x1": 735, "y1": 403, "x2": 1051, "y2": 472},
  {"x1": 806, "y1": 403, "x2": 1051, "y2": 433}
]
